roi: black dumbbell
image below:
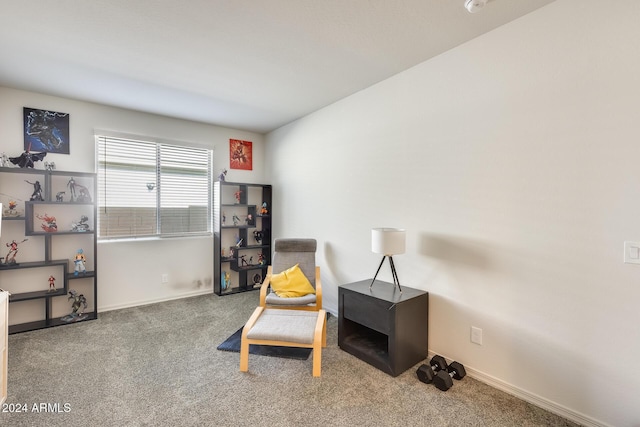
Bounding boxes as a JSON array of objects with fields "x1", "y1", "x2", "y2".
[
  {"x1": 416, "y1": 355, "x2": 444, "y2": 385},
  {"x1": 431, "y1": 355, "x2": 466, "y2": 391}
]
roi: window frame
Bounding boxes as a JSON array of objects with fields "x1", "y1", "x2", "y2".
[{"x1": 95, "y1": 132, "x2": 213, "y2": 241}]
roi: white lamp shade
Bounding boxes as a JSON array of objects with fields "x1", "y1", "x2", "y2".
[{"x1": 371, "y1": 228, "x2": 406, "y2": 255}]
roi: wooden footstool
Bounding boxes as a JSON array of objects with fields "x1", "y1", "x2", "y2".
[{"x1": 239, "y1": 307, "x2": 327, "y2": 377}]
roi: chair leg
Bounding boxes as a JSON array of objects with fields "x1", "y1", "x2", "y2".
[
  {"x1": 240, "y1": 307, "x2": 264, "y2": 373},
  {"x1": 312, "y1": 341, "x2": 321, "y2": 377},
  {"x1": 240, "y1": 338, "x2": 249, "y2": 372}
]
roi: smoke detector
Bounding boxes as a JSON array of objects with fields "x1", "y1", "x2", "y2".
[{"x1": 465, "y1": 0, "x2": 488, "y2": 13}]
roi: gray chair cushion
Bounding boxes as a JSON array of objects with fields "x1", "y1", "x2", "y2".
[
  {"x1": 265, "y1": 292, "x2": 317, "y2": 306},
  {"x1": 246, "y1": 309, "x2": 319, "y2": 344},
  {"x1": 272, "y1": 238, "x2": 316, "y2": 287}
]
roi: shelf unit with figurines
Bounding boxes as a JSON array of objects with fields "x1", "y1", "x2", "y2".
[
  {"x1": 214, "y1": 181, "x2": 271, "y2": 295},
  {"x1": 0, "y1": 166, "x2": 97, "y2": 334}
]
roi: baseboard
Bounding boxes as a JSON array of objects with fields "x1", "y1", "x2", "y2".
[
  {"x1": 427, "y1": 351, "x2": 608, "y2": 427},
  {"x1": 98, "y1": 289, "x2": 214, "y2": 313}
]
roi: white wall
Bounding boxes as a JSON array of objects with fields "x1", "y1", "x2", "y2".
[
  {"x1": 0, "y1": 86, "x2": 265, "y2": 311},
  {"x1": 265, "y1": 1, "x2": 640, "y2": 426}
]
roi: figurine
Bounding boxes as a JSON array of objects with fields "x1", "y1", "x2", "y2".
[
  {"x1": 240, "y1": 254, "x2": 249, "y2": 266},
  {"x1": 232, "y1": 214, "x2": 240, "y2": 225},
  {"x1": 0, "y1": 153, "x2": 9, "y2": 167},
  {"x1": 61, "y1": 290, "x2": 88, "y2": 322},
  {"x1": 25, "y1": 180, "x2": 44, "y2": 201},
  {"x1": 245, "y1": 213, "x2": 253, "y2": 224},
  {"x1": 3, "y1": 200, "x2": 21, "y2": 217},
  {"x1": 235, "y1": 236, "x2": 243, "y2": 247},
  {"x1": 71, "y1": 215, "x2": 90, "y2": 232},
  {"x1": 67, "y1": 177, "x2": 76, "y2": 200},
  {"x1": 9, "y1": 146, "x2": 47, "y2": 168},
  {"x1": 222, "y1": 271, "x2": 231, "y2": 291},
  {"x1": 44, "y1": 161, "x2": 56, "y2": 171},
  {"x1": 252, "y1": 273, "x2": 262, "y2": 286},
  {"x1": 234, "y1": 190, "x2": 242, "y2": 203},
  {"x1": 218, "y1": 169, "x2": 227, "y2": 182},
  {"x1": 73, "y1": 249, "x2": 86, "y2": 276},
  {"x1": 253, "y1": 230, "x2": 263, "y2": 244},
  {"x1": 222, "y1": 211, "x2": 226, "y2": 225},
  {"x1": 37, "y1": 213, "x2": 58, "y2": 232},
  {"x1": 260, "y1": 202, "x2": 268, "y2": 215},
  {"x1": 56, "y1": 191, "x2": 65, "y2": 202},
  {"x1": 258, "y1": 253, "x2": 265, "y2": 265},
  {"x1": 3, "y1": 238, "x2": 28, "y2": 265},
  {"x1": 48, "y1": 275, "x2": 56, "y2": 292}
]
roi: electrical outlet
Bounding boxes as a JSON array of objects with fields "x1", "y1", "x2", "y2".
[
  {"x1": 624, "y1": 241, "x2": 640, "y2": 264},
  {"x1": 161, "y1": 274, "x2": 169, "y2": 284},
  {"x1": 471, "y1": 326, "x2": 483, "y2": 345}
]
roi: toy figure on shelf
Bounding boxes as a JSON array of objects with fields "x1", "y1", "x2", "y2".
[
  {"x1": 67, "y1": 177, "x2": 77, "y2": 200},
  {"x1": 44, "y1": 161, "x2": 56, "y2": 171},
  {"x1": 232, "y1": 214, "x2": 240, "y2": 225},
  {"x1": 3, "y1": 238, "x2": 28, "y2": 266},
  {"x1": 61, "y1": 290, "x2": 88, "y2": 322},
  {"x1": 234, "y1": 190, "x2": 242, "y2": 204},
  {"x1": 25, "y1": 180, "x2": 44, "y2": 201},
  {"x1": 218, "y1": 169, "x2": 227, "y2": 182},
  {"x1": 71, "y1": 215, "x2": 90, "y2": 232},
  {"x1": 235, "y1": 235, "x2": 243, "y2": 247},
  {"x1": 75, "y1": 183, "x2": 92, "y2": 202},
  {"x1": 37, "y1": 213, "x2": 58, "y2": 232},
  {"x1": 222, "y1": 211, "x2": 226, "y2": 225},
  {"x1": 240, "y1": 255, "x2": 249, "y2": 267},
  {"x1": 222, "y1": 271, "x2": 231, "y2": 291},
  {"x1": 260, "y1": 202, "x2": 268, "y2": 215},
  {"x1": 0, "y1": 153, "x2": 9, "y2": 167},
  {"x1": 253, "y1": 230, "x2": 263, "y2": 244},
  {"x1": 56, "y1": 191, "x2": 65, "y2": 202},
  {"x1": 9, "y1": 146, "x2": 47, "y2": 169},
  {"x1": 246, "y1": 213, "x2": 253, "y2": 224},
  {"x1": 258, "y1": 253, "x2": 265, "y2": 265},
  {"x1": 48, "y1": 275, "x2": 56, "y2": 292},
  {"x1": 73, "y1": 249, "x2": 86, "y2": 276},
  {"x1": 2, "y1": 200, "x2": 21, "y2": 217}
]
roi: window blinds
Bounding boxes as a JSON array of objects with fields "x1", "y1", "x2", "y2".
[{"x1": 96, "y1": 135, "x2": 212, "y2": 239}]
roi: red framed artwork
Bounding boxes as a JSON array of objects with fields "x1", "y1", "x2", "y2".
[{"x1": 229, "y1": 139, "x2": 252, "y2": 170}]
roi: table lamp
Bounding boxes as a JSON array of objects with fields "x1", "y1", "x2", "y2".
[{"x1": 370, "y1": 227, "x2": 406, "y2": 292}]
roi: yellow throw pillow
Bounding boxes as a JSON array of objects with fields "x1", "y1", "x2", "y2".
[{"x1": 270, "y1": 264, "x2": 315, "y2": 298}]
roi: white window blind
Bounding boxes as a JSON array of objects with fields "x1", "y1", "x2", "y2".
[{"x1": 96, "y1": 135, "x2": 212, "y2": 239}]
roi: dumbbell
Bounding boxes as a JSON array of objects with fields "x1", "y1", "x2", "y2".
[
  {"x1": 431, "y1": 355, "x2": 466, "y2": 391},
  {"x1": 416, "y1": 355, "x2": 466, "y2": 391}
]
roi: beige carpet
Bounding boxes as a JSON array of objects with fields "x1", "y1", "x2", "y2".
[{"x1": 4, "y1": 291, "x2": 578, "y2": 426}]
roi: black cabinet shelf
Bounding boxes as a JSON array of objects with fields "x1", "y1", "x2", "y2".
[
  {"x1": 8, "y1": 312, "x2": 97, "y2": 334},
  {"x1": 214, "y1": 181, "x2": 271, "y2": 296},
  {"x1": 339, "y1": 280, "x2": 429, "y2": 377},
  {"x1": 0, "y1": 167, "x2": 97, "y2": 334}
]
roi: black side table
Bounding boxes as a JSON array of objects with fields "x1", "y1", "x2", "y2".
[{"x1": 338, "y1": 279, "x2": 429, "y2": 377}]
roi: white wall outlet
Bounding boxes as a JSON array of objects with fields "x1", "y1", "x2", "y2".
[
  {"x1": 161, "y1": 274, "x2": 169, "y2": 283},
  {"x1": 624, "y1": 241, "x2": 640, "y2": 265},
  {"x1": 471, "y1": 326, "x2": 483, "y2": 345}
]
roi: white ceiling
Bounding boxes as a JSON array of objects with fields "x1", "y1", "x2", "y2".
[{"x1": 0, "y1": 0, "x2": 555, "y2": 134}]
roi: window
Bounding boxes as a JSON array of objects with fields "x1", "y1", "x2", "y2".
[{"x1": 96, "y1": 134, "x2": 213, "y2": 240}]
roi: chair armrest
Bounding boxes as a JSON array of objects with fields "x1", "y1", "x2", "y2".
[
  {"x1": 315, "y1": 266, "x2": 322, "y2": 310},
  {"x1": 259, "y1": 266, "x2": 273, "y2": 307}
]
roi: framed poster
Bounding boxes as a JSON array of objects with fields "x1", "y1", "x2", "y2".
[
  {"x1": 229, "y1": 139, "x2": 252, "y2": 170},
  {"x1": 23, "y1": 107, "x2": 70, "y2": 154}
]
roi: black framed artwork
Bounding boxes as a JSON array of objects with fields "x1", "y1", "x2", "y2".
[{"x1": 23, "y1": 107, "x2": 70, "y2": 154}]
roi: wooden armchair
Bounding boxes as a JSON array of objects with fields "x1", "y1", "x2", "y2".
[{"x1": 259, "y1": 238, "x2": 322, "y2": 311}]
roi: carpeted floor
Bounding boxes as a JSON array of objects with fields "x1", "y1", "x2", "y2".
[{"x1": 3, "y1": 291, "x2": 579, "y2": 426}]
